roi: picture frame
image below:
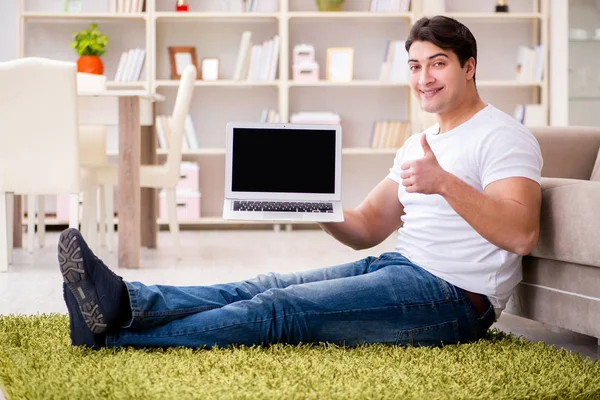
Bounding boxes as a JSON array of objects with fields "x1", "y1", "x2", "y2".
[
  {"x1": 168, "y1": 46, "x2": 198, "y2": 80},
  {"x1": 201, "y1": 57, "x2": 220, "y2": 81},
  {"x1": 326, "y1": 47, "x2": 354, "y2": 82}
]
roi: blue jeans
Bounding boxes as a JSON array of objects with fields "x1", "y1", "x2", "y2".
[{"x1": 106, "y1": 252, "x2": 494, "y2": 349}]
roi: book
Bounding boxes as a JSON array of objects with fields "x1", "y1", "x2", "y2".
[
  {"x1": 113, "y1": 48, "x2": 145, "y2": 82},
  {"x1": 233, "y1": 31, "x2": 252, "y2": 81},
  {"x1": 370, "y1": 120, "x2": 411, "y2": 148},
  {"x1": 184, "y1": 114, "x2": 199, "y2": 149}
]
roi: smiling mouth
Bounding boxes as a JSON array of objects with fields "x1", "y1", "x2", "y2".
[{"x1": 420, "y1": 88, "x2": 443, "y2": 95}]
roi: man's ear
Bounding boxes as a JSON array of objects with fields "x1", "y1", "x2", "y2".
[{"x1": 465, "y1": 57, "x2": 476, "y2": 80}]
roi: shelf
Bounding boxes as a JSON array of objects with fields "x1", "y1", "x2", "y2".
[
  {"x1": 569, "y1": 38, "x2": 600, "y2": 43},
  {"x1": 110, "y1": 80, "x2": 541, "y2": 90},
  {"x1": 287, "y1": 80, "x2": 541, "y2": 88},
  {"x1": 107, "y1": 148, "x2": 223, "y2": 156},
  {"x1": 342, "y1": 148, "x2": 399, "y2": 155},
  {"x1": 569, "y1": 96, "x2": 600, "y2": 101},
  {"x1": 21, "y1": 12, "x2": 147, "y2": 21},
  {"x1": 288, "y1": 12, "x2": 413, "y2": 19},
  {"x1": 476, "y1": 80, "x2": 543, "y2": 87},
  {"x1": 28, "y1": 216, "x2": 315, "y2": 228},
  {"x1": 154, "y1": 12, "x2": 279, "y2": 21},
  {"x1": 157, "y1": 148, "x2": 225, "y2": 156},
  {"x1": 155, "y1": 80, "x2": 280, "y2": 88},
  {"x1": 288, "y1": 80, "x2": 410, "y2": 87},
  {"x1": 149, "y1": 148, "x2": 399, "y2": 156},
  {"x1": 109, "y1": 148, "x2": 400, "y2": 157},
  {"x1": 107, "y1": 81, "x2": 147, "y2": 88},
  {"x1": 441, "y1": 12, "x2": 543, "y2": 20},
  {"x1": 156, "y1": 217, "x2": 317, "y2": 227}
]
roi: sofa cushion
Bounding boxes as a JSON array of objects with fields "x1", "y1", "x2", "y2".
[
  {"x1": 532, "y1": 177, "x2": 600, "y2": 267},
  {"x1": 531, "y1": 126, "x2": 600, "y2": 180}
]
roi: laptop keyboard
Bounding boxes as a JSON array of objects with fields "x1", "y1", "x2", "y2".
[{"x1": 233, "y1": 201, "x2": 334, "y2": 213}]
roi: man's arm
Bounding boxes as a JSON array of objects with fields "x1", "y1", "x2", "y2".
[
  {"x1": 319, "y1": 178, "x2": 404, "y2": 250},
  {"x1": 439, "y1": 176, "x2": 541, "y2": 256},
  {"x1": 401, "y1": 134, "x2": 541, "y2": 256}
]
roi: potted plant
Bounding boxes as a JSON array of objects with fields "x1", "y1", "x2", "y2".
[
  {"x1": 70, "y1": 23, "x2": 108, "y2": 75},
  {"x1": 316, "y1": 0, "x2": 344, "y2": 12}
]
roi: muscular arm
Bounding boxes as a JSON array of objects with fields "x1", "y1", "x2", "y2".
[
  {"x1": 439, "y1": 175, "x2": 541, "y2": 256},
  {"x1": 319, "y1": 178, "x2": 404, "y2": 250},
  {"x1": 402, "y1": 134, "x2": 542, "y2": 256}
]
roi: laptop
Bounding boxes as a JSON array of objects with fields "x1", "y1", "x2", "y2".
[{"x1": 223, "y1": 121, "x2": 344, "y2": 222}]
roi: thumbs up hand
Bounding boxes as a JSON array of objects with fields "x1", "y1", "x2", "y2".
[{"x1": 400, "y1": 134, "x2": 449, "y2": 195}]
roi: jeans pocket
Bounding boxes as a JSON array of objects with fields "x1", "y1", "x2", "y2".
[{"x1": 395, "y1": 320, "x2": 459, "y2": 347}]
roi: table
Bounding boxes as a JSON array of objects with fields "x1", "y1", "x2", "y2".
[
  {"x1": 13, "y1": 90, "x2": 164, "y2": 269},
  {"x1": 83, "y1": 90, "x2": 165, "y2": 268}
]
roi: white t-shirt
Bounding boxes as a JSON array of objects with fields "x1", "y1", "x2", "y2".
[{"x1": 386, "y1": 104, "x2": 543, "y2": 320}]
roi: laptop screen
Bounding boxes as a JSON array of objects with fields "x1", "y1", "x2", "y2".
[{"x1": 231, "y1": 127, "x2": 336, "y2": 194}]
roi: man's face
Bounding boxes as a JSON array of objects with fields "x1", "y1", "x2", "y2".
[{"x1": 407, "y1": 40, "x2": 474, "y2": 114}]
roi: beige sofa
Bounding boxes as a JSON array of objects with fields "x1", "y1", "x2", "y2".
[{"x1": 505, "y1": 126, "x2": 600, "y2": 344}]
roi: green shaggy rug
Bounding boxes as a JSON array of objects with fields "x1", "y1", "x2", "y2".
[{"x1": 1, "y1": 314, "x2": 599, "y2": 400}]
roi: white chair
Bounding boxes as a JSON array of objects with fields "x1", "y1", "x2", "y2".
[
  {"x1": 79, "y1": 125, "x2": 115, "y2": 252},
  {"x1": 36, "y1": 73, "x2": 110, "y2": 251},
  {"x1": 95, "y1": 64, "x2": 197, "y2": 254},
  {"x1": 0, "y1": 57, "x2": 93, "y2": 271}
]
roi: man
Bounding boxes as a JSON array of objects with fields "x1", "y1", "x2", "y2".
[{"x1": 59, "y1": 16, "x2": 542, "y2": 350}]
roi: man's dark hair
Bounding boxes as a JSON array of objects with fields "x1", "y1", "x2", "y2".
[{"x1": 405, "y1": 16, "x2": 478, "y2": 83}]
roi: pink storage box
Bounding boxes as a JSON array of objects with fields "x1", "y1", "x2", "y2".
[
  {"x1": 293, "y1": 62, "x2": 319, "y2": 81},
  {"x1": 177, "y1": 162, "x2": 199, "y2": 192},
  {"x1": 159, "y1": 190, "x2": 201, "y2": 221},
  {"x1": 293, "y1": 44, "x2": 315, "y2": 64},
  {"x1": 56, "y1": 194, "x2": 83, "y2": 222}
]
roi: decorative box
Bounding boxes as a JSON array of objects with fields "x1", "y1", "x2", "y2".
[
  {"x1": 177, "y1": 162, "x2": 199, "y2": 191},
  {"x1": 293, "y1": 62, "x2": 320, "y2": 81},
  {"x1": 159, "y1": 189, "x2": 201, "y2": 221},
  {"x1": 293, "y1": 44, "x2": 315, "y2": 65},
  {"x1": 56, "y1": 194, "x2": 84, "y2": 222}
]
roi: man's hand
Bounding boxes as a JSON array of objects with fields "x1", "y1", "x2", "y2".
[{"x1": 400, "y1": 134, "x2": 449, "y2": 194}]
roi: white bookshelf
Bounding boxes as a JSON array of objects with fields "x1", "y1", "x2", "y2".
[
  {"x1": 288, "y1": 12, "x2": 413, "y2": 19},
  {"x1": 441, "y1": 12, "x2": 543, "y2": 20},
  {"x1": 154, "y1": 11, "x2": 279, "y2": 20},
  {"x1": 20, "y1": 12, "x2": 147, "y2": 20},
  {"x1": 17, "y1": 0, "x2": 550, "y2": 226},
  {"x1": 288, "y1": 80, "x2": 410, "y2": 87},
  {"x1": 155, "y1": 79, "x2": 280, "y2": 87}
]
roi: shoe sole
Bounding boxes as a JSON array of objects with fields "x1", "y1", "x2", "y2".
[{"x1": 58, "y1": 229, "x2": 108, "y2": 334}]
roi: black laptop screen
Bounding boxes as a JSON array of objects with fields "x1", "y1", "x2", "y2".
[{"x1": 231, "y1": 127, "x2": 336, "y2": 194}]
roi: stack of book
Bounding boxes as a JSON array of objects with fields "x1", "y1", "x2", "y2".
[
  {"x1": 108, "y1": 0, "x2": 144, "y2": 13},
  {"x1": 290, "y1": 112, "x2": 341, "y2": 125},
  {"x1": 516, "y1": 45, "x2": 544, "y2": 82},
  {"x1": 155, "y1": 114, "x2": 199, "y2": 151},
  {"x1": 113, "y1": 48, "x2": 146, "y2": 82},
  {"x1": 379, "y1": 40, "x2": 409, "y2": 82},
  {"x1": 369, "y1": 0, "x2": 411, "y2": 12},
  {"x1": 233, "y1": 31, "x2": 280, "y2": 81},
  {"x1": 370, "y1": 120, "x2": 411, "y2": 148},
  {"x1": 260, "y1": 109, "x2": 281, "y2": 123}
]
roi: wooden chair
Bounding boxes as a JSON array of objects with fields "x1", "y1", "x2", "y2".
[{"x1": 94, "y1": 64, "x2": 197, "y2": 254}]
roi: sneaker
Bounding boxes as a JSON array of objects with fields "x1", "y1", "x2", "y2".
[
  {"x1": 58, "y1": 228, "x2": 126, "y2": 334},
  {"x1": 63, "y1": 283, "x2": 106, "y2": 349}
]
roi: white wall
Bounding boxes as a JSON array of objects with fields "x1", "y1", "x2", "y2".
[
  {"x1": 568, "y1": 0, "x2": 600, "y2": 127},
  {"x1": 0, "y1": 0, "x2": 18, "y2": 61}
]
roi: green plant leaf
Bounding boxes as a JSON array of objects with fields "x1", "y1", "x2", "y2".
[{"x1": 70, "y1": 23, "x2": 108, "y2": 56}]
